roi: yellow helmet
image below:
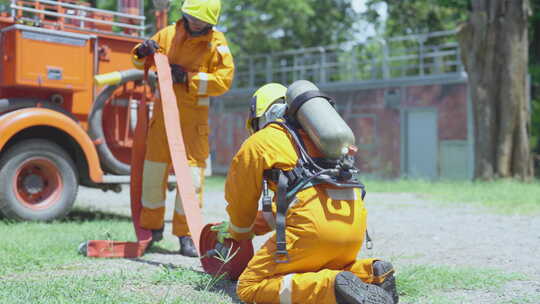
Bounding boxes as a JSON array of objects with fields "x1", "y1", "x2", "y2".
[
  {"x1": 246, "y1": 83, "x2": 288, "y2": 134},
  {"x1": 181, "y1": 0, "x2": 221, "y2": 25}
]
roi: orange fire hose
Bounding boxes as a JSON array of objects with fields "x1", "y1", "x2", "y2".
[{"x1": 80, "y1": 53, "x2": 204, "y2": 258}]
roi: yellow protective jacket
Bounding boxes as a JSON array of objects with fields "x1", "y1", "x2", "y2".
[
  {"x1": 132, "y1": 19, "x2": 234, "y2": 107},
  {"x1": 131, "y1": 19, "x2": 234, "y2": 167},
  {"x1": 224, "y1": 123, "x2": 324, "y2": 240}
]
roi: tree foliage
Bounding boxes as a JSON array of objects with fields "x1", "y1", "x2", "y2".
[
  {"x1": 363, "y1": 0, "x2": 468, "y2": 36},
  {"x1": 210, "y1": 0, "x2": 358, "y2": 55},
  {"x1": 97, "y1": 0, "x2": 358, "y2": 55}
]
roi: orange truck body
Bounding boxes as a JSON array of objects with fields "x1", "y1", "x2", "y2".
[{"x1": 0, "y1": 0, "x2": 151, "y2": 220}]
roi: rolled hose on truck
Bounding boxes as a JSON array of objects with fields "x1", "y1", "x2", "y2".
[{"x1": 89, "y1": 69, "x2": 157, "y2": 175}]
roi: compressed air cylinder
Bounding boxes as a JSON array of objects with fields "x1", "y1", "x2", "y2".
[{"x1": 286, "y1": 80, "x2": 355, "y2": 159}]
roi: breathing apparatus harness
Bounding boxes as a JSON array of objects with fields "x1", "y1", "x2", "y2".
[{"x1": 261, "y1": 91, "x2": 367, "y2": 263}]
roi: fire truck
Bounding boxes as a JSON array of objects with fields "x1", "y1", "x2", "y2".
[{"x1": 0, "y1": 0, "x2": 157, "y2": 221}]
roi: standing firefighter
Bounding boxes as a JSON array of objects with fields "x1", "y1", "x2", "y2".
[
  {"x1": 132, "y1": 0, "x2": 234, "y2": 257},
  {"x1": 214, "y1": 81, "x2": 398, "y2": 304}
]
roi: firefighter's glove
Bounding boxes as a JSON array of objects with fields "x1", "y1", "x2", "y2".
[
  {"x1": 170, "y1": 64, "x2": 187, "y2": 84},
  {"x1": 136, "y1": 39, "x2": 159, "y2": 59},
  {"x1": 210, "y1": 221, "x2": 231, "y2": 243}
]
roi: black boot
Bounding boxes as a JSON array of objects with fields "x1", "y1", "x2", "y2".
[
  {"x1": 179, "y1": 236, "x2": 198, "y2": 257},
  {"x1": 148, "y1": 227, "x2": 164, "y2": 248},
  {"x1": 373, "y1": 261, "x2": 399, "y2": 304},
  {"x1": 335, "y1": 271, "x2": 393, "y2": 304}
]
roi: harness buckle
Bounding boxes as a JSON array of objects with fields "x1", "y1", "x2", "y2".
[
  {"x1": 274, "y1": 242, "x2": 290, "y2": 263},
  {"x1": 262, "y1": 196, "x2": 272, "y2": 212},
  {"x1": 274, "y1": 250, "x2": 290, "y2": 263}
]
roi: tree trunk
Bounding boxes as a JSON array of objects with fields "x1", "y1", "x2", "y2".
[{"x1": 458, "y1": 0, "x2": 533, "y2": 180}]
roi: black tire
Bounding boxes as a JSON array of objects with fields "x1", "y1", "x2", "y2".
[{"x1": 0, "y1": 139, "x2": 78, "y2": 221}]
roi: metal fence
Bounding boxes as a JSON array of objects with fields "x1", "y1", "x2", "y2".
[
  {"x1": 233, "y1": 30, "x2": 464, "y2": 89},
  {"x1": 8, "y1": 0, "x2": 145, "y2": 36}
]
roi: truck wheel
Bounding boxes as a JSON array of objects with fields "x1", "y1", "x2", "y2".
[{"x1": 0, "y1": 139, "x2": 78, "y2": 221}]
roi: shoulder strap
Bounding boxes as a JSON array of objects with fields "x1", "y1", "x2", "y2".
[
  {"x1": 287, "y1": 90, "x2": 334, "y2": 118},
  {"x1": 274, "y1": 171, "x2": 292, "y2": 263}
]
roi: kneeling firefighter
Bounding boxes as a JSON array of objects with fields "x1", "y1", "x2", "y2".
[{"x1": 213, "y1": 81, "x2": 399, "y2": 304}]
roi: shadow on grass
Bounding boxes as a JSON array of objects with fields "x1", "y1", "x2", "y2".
[
  {"x1": 0, "y1": 208, "x2": 133, "y2": 225},
  {"x1": 129, "y1": 257, "x2": 243, "y2": 303},
  {"x1": 182, "y1": 267, "x2": 243, "y2": 303},
  {"x1": 61, "y1": 208, "x2": 133, "y2": 223},
  {"x1": 187, "y1": 268, "x2": 243, "y2": 303},
  {"x1": 194, "y1": 275, "x2": 242, "y2": 303},
  {"x1": 63, "y1": 209, "x2": 176, "y2": 224},
  {"x1": 129, "y1": 258, "x2": 182, "y2": 267},
  {"x1": 144, "y1": 245, "x2": 180, "y2": 255}
]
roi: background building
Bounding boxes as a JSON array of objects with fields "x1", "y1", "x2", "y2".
[{"x1": 210, "y1": 30, "x2": 474, "y2": 180}]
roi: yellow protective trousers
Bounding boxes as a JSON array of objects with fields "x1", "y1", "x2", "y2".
[
  {"x1": 236, "y1": 187, "x2": 385, "y2": 304},
  {"x1": 139, "y1": 159, "x2": 205, "y2": 236},
  {"x1": 139, "y1": 96, "x2": 208, "y2": 236}
]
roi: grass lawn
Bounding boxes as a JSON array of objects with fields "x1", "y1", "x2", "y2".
[
  {"x1": 205, "y1": 175, "x2": 227, "y2": 191},
  {"x1": 1, "y1": 176, "x2": 537, "y2": 303},
  {"x1": 0, "y1": 215, "x2": 532, "y2": 304},
  {"x1": 0, "y1": 213, "x2": 133, "y2": 277},
  {"x1": 396, "y1": 264, "x2": 530, "y2": 304},
  {"x1": 0, "y1": 214, "x2": 235, "y2": 304},
  {"x1": 361, "y1": 178, "x2": 540, "y2": 214}
]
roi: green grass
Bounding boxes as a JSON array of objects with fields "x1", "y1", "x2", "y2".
[
  {"x1": 0, "y1": 214, "x2": 134, "y2": 276},
  {"x1": 397, "y1": 264, "x2": 528, "y2": 303},
  {"x1": 0, "y1": 271, "x2": 149, "y2": 304},
  {"x1": 0, "y1": 266, "x2": 235, "y2": 304},
  {"x1": 205, "y1": 175, "x2": 226, "y2": 191},
  {"x1": 0, "y1": 211, "x2": 235, "y2": 304},
  {"x1": 2, "y1": 177, "x2": 537, "y2": 303},
  {"x1": 151, "y1": 266, "x2": 235, "y2": 303},
  {"x1": 0, "y1": 210, "x2": 183, "y2": 277},
  {"x1": 0, "y1": 212, "x2": 533, "y2": 303},
  {"x1": 360, "y1": 178, "x2": 540, "y2": 214},
  {"x1": 151, "y1": 264, "x2": 210, "y2": 287}
]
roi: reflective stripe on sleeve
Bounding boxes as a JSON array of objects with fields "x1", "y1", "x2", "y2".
[
  {"x1": 217, "y1": 45, "x2": 230, "y2": 54},
  {"x1": 229, "y1": 221, "x2": 253, "y2": 233}
]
